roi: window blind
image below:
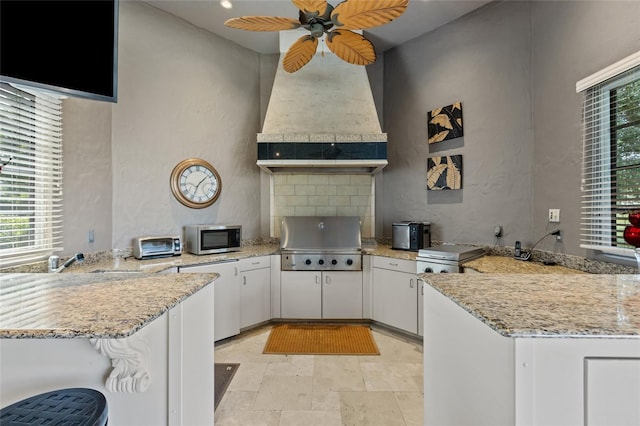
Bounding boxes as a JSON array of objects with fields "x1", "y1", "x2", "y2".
[
  {"x1": 0, "y1": 83, "x2": 64, "y2": 268},
  {"x1": 579, "y1": 58, "x2": 640, "y2": 256}
]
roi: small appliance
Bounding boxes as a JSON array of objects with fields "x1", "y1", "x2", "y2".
[
  {"x1": 184, "y1": 224, "x2": 241, "y2": 255},
  {"x1": 416, "y1": 245, "x2": 484, "y2": 274},
  {"x1": 133, "y1": 236, "x2": 182, "y2": 260},
  {"x1": 392, "y1": 221, "x2": 431, "y2": 251}
]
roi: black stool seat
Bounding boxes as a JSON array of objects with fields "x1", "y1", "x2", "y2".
[{"x1": 0, "y1": 388, "x2": 108, "y2": 426}]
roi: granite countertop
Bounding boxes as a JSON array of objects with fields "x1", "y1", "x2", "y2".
[
  {"x1": 0, "y1": 272, "x2": 218, "y2": 339},
  {"x1": 50, "y1": 244, "x2": 282, "y2": 274},
  {"x1": 464, "y1": 255, "x2": 585, "y2": 274},
  {"x1": 362, "y1": 244, "x2": 419, "y2": 261},
  {"x1": 422, "y1": 273, "x2": 640, "y2": 338}
]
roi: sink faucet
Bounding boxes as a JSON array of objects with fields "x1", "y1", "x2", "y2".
[{"x1": 48, "y1": 253, "x2": 84, "y2": 273}]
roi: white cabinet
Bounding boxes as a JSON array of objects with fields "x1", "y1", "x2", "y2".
[
  {"x1": 179, "y1": 260, "x2": 240, "y2": 341},
  {"x1": 238, "y1": 256, "x2": 271, "y2": 329},
  {"x1": 585, "y1": 358, "x2": 640, "y2": 425},
  {"x1": 423, "y1": 283, "x2": 640, "y2": 426},
  {"x1": 417, "y1": 278, "x2": 424, "y2": 336},
  {"x1": 281, "y1": 271, "x2": 322, "y2": 319},
  {"x1": 372, "y1": 256, "x2": 418, "y2": 334},
  {"x1": 280, "y1": 270, "x2": 363, "y2": 319},
  {"x1": 322, "y1": 271, "x2": 363, "y2": 319}
]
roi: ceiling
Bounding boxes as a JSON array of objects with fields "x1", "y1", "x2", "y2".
[{"x1": 143, "y1": 0, "x2": 493, "y2": 55}]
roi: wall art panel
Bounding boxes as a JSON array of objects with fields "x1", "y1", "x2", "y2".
[
  {"x1": 427, "y1": 102, "x2": 463, "y2": 143},
  {"x1": 426, "y1": 155, "x2": 462, "y2": 190}
]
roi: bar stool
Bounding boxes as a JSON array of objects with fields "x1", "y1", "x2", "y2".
[{"x1": 0, "y1": 387, "x2": 108, "y2": 425}]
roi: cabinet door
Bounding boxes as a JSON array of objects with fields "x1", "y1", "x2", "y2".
[
  {"x1": 372, "y1": 267, "x2": 418, "y2": 333},
  {"x1": 179, "y1": 261, "x2": 240, "y2": 341},
  {"x1": 281, "y1": 271, "x2": 321, "y2": 319},
  {"x1": 240, "y1": 267, "x2": 271, "y2": 328},
  {"x1": 418, "y1": 278, "x2": 424, "y2": 336},
  {"x1": 585, "y1": 358, "x2": 640, "y2": 425},
  {"x1": 322, "y1": 271, "x2": 363, "y2": 319}
]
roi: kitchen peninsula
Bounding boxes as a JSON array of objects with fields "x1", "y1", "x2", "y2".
[
  {"x1": 0, "y1": 272, "x2": 218, "y2": 426},
  {"x1": 421, "y1": 273, "x2": 640, "y2": 426}
]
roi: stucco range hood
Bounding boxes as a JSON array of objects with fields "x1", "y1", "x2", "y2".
[{"x1": 257, "y1": 30, "x2": 387, "y2": 175}]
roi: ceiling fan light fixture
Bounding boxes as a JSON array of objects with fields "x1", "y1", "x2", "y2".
[
  {"x1": 220, "y1": 0, "x2": 232, "y2": 10},
  {"x1": 224, "y1": 0, "x2": 408, "y2": 72}
]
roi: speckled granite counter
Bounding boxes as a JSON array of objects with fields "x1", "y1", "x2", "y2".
[
  {"x1": 422, "y1": 273, "x2": 640, "y2": 338},
  {"x1": 3, "y1": 244, "x2": 282, "y2": 274},
  {"x1": 362, "y1": 244, "x2": 419, "y2": 260},
  {"x1": 463, "y1": 255, "x2": 585, "y2": 274},
  {"x1": 0, "y1": 272, "x2": 217, "y2": 339}
]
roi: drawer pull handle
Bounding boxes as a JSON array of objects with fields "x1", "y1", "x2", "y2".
[{"x1": 389, "y1": 262, "x2": 398, "y2": 267}]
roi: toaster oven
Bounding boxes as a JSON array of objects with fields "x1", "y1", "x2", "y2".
[
  {"x1": 133, "y1": 236, "x2": 182, "y2": 259},
  {"x1": 392, "y1": 221, "x2": 431, "y2": 251}
]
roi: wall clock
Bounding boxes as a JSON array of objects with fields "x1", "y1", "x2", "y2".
[{"x1": 170, "y1": 158, "x2": 221, "y2": 209}]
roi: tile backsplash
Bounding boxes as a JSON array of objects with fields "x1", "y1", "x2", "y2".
[{"x1": 270, "y1": 173, "x2": 374, "y2": 238}]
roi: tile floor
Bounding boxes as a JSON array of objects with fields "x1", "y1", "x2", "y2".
[{"x1": 213, "y1": 324, "x2": 424, "y2": 426}]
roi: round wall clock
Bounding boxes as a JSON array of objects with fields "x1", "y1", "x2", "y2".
[{"x1": 170, "y1": 158, "x2": 221, "y2": 209}]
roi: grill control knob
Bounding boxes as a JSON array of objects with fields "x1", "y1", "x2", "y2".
[
  {"x1": 318, "y1": 259, "x2": 324, "y2": 265},
  {"x1": 346, "y1": 259, "x2": 353, "y2": 266},
  {"x1": 331, "y1": 259, "x2": 337, "y2": 265},
  {"x1": 305, "y1": 259, "x2": 312, "y2": 265},
  {"x1": 424, "y1": 267, "x2": 433, "y2": 273},
  {"x1": 440, "y1": 270, "x2": 449, "y2": 273}
]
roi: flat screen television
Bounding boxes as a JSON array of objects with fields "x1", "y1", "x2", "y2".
[{"x1": 0, "y1": 0, "x2": 118, "y2": 103}]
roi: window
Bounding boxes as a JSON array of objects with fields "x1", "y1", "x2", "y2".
[
  {"x1": 579, "y1": 52, "x2": 640, "y2": 257},
  {"x1": 0, "y1": 83, "x2": 64, "y2": 268}
]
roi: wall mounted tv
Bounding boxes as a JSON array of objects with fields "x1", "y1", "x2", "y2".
[{"x1": 0, "y1": 0, "x2": 118, "y2": 103}]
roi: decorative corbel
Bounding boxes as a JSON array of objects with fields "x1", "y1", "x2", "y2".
[{"x1": 90, "y1": 334, "x2": 151, "y2": 393}]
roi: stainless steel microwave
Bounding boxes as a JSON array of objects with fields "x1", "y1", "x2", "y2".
[{"x1": 183, "y1": 224, "x2": 241, "y2": 255}]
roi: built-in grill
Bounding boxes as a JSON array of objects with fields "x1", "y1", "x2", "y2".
[
  {"x1": 280, "y1": 216, "x2": 362, "y2": 271},
  {"x1": 416, "y1": 244, "x2": 484, "y2": 274}
]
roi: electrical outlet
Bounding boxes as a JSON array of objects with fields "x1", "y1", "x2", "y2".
[
  {"x1": 494, "y1": 225, "x2": 503, "y2": 237},
  {"x1": 88, "y1": 229, "x2": 95, "y2": 243},
  {"x1": 548, "y1": 209, "x2": 560, "y2": 223}
]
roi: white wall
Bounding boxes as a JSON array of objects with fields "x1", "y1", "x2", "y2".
[
  {"x1": 60, "y1": 0, "x2": 640, "y2": 261},
  {"x1": 383, "y1": 1, "x2": 533, "y2": 247},
  {"x1": 382, "y1": 0, "x2": 640, "y2": 258},
  {"x1": 531, "y1": 0, "x2": 640, "y2": 259},
  {"x1": 63, "y1": 1, "x2": 263, "y2": 253}
]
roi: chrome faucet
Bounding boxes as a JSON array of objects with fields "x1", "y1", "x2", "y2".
[{"x1": 48, "y1": 253, "x2": 84, "y2": 273}]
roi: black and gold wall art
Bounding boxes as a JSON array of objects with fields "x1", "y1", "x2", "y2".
[
  {"x1": 426, "y1": 155, "x2": 462, "y2": 190},
  {"x1": 427, "y1": 102, "x2": 463, "y2": 144}
]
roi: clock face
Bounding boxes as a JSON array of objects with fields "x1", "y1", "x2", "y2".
[{"x1": 170, "y1": 159, "x2": 221, "y2": 208}]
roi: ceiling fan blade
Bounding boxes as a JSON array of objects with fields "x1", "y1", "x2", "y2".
[
  {"x1": 326, "y1": 29, "x2": 376, "y2": 66},
  {"x1": 224, "y1": 16, "x2": 301, "y2": 32},
  {"x1": 283, "y1": 35, "x2": 319, "y2": 73},
  {"x1": 291, "y1": 0, "x2": 329, "y2": 16},
  {"x1": 331, "y1": 0, "x2": 408, "y2": 30}
]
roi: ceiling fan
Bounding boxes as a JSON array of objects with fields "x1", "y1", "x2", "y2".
[{"x1": 224, "y1": 0, "x2": 408, "y2": 73}]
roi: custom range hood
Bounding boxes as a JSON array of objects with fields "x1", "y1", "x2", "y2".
[{"x1": 257, "y1": 30, "x2": 387, "y2": 175}]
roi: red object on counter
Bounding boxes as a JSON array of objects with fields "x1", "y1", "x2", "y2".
[
  {"x1": 628, "y1": 210, "x2": 640, "y2": 227},
  {"x1": 623, "y1": 225, "x2": 640, "y2": 247}
]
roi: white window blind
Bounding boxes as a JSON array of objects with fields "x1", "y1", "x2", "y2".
[
  {"x1": 0, "y1": 83, "x2": 64, "y2": 268},
  {"x1": 578, "y1": 53, "x2": 640, "y2": 256}
]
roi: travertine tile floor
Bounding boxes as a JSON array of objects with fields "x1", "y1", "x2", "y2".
[{"x1": 214, "y1": 324, "x2": 424, "y2": 426}]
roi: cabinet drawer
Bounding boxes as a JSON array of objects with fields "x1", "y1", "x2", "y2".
[
  {"x1": 238, "y1": 256, "x2": 270, "y2": 272},
  {"x1": 372, "y1": 256, "x2": 416, "y2": 274}
]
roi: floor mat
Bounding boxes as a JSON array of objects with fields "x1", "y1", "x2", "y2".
[
  {"x1": 214, "y1": 363, "x2": 239, "y2": 410},
  {"x1": 263, "y1": 324, "x2": 380, "y2": 355}
]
